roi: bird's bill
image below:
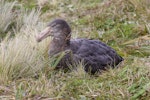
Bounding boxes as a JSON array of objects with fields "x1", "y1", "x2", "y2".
[{"x1": 36, "y1": 27, "x2": 52, "y2": 42}]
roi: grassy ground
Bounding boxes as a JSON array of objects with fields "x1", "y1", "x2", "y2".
[{"x1": 0, "y1": 0, "x2": 150, "y2": 99}]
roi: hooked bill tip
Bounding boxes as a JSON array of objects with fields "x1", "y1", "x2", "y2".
[{"x1": 36, "y1": 36, "x2": 41, "y2": 42}]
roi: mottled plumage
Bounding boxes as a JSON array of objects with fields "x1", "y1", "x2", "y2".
[{"x1": 36, "y1": 19, "x2": 123, "y2": 74}]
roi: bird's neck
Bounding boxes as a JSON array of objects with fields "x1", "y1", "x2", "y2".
[
  {"x1": 48, "y1": 37, "x2": 70, "y2": 56},
  {"x1": 53, "y1": 37, "x2": 69, "y2": 47}
]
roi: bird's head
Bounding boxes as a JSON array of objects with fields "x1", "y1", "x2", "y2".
[{"x1": 36, "y1": 19, "x2": 71, "y2": 42}]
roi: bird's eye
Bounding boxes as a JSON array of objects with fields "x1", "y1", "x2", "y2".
[
  {"x1": 55, "y1": 24, "x2": 61, "y2": 28},
  {"x1": 50, "y1": 23, "x2": 56, "y2": 27},
  {"x1": 50, "y1": 23, "x2": 61, "y2": 29}
]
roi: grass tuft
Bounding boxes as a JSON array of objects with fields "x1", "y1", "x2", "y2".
[{"x1": 0, "y1": 0, "x2": 16, "y2": 36}]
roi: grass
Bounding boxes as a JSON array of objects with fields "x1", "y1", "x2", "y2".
[
  {"x1": 0, "y1": 0, "x2": 16, "y2": 37},
  {"x1": 0, "y1": 0, "x2": 150, "y2": 99}
]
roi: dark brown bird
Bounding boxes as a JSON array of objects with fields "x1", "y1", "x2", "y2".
[{"x1": 36, "y1": 19, "x2": 123, "y2": 74}]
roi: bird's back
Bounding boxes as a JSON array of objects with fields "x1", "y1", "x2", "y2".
[{"x1": 69, "y1": 38, "x2": 123, "y2": 73}]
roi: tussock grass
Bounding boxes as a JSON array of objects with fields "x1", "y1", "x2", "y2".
[
  {"x1": 0, "y1": 0, "x2": 16, "y2": 34},
  {"x1": 14, "y1": 9, "x2": 41, "y2": 33},
  {"x1": 0, "y1": 8, "x2": 50, "y2": 84},
  {"x1": 0, "y1": 0, "x2": 150, "y2": 99}
]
